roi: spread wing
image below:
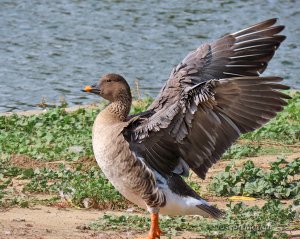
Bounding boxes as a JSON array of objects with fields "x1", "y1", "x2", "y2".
[{"x1": 124, "y1": 19, "x2": 290, "y2": 179}]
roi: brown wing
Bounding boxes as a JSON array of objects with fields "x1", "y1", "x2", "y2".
[{"x1": 124, "y1": 19, "x2": 289, "y2": 179}]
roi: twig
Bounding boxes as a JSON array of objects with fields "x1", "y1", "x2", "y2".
[{"x1": 134, "y1": 79, "x2": 142, "y2": 100}]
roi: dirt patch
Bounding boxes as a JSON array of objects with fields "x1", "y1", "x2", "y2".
[
  {"x1": 9, "y1": 154, "x2": 98, "y2": 171},
  {"x1": 10, "y1": 155, "x2": 46, "y2": 169},
  {"x1": 77, "y1": 156, "x2": 98, "y2": 171},
  {"x1": 0, "y1": 206, "x2": 127, "y2": 239}
]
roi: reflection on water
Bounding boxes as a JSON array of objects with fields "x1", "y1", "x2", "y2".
[{"x1": 0, "y1": 0, "x2": 299, "y2": 112}]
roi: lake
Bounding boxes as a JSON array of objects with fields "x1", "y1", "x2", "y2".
[{"x1": 0, "y1": 0, "x2": 299, "y2": 112}]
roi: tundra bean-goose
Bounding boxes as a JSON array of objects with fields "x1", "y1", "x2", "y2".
[{"x1": 83, "y1": 18, "x2": 289, "y2": 239}]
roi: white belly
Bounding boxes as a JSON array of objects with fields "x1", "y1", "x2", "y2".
[{"x1": 160, "y1": 188, "x2": 210, "y2": 216}]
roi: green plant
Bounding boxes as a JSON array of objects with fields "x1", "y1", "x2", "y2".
[
  {"x1": 0, "y1": 178, "x2": 12, "y2": 201},
  {"x1": 0, "y1": 107, "x2": 101, "y2": 161},
  {"x1": 222, "y1": 144, "x2": 261, "y2": 159},
  {"x1": 23, "y1": 164, "x2": 128, "y2": 209},
  {"x1": 210, "y1": 157, "x2": 300, "y2": 199}
]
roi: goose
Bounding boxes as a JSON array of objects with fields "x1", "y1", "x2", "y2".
[{"x1": 83, "y1": 18, "x2": 289, "y2": 239}]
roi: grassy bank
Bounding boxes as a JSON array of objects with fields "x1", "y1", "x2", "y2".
[
  {"x1": 0, "y1": 93, "x2": 299, "y2": 162},
  {"x1": 0, "y1": 91, "x2": 299, "y2": 238}
]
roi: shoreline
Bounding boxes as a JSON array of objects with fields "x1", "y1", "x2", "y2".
[{"x1": 0, "y1": 103, "x2": 99, "y2": 117}]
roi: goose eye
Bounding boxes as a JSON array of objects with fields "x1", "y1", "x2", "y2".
[{"x1": 106, "y1": 79, "x2": 112, "y2": 82}]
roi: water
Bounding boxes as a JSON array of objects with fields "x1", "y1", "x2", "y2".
[{"x1": 0, "y1": 0, "x2": 299, "y2": 112}]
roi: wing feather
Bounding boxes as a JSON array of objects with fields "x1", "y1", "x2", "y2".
[{"x1": 123, "y1": 19, "x2": 289, "y2": 179}]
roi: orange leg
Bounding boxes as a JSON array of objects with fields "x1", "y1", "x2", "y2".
[{"x1": 137, "y1": 213, "x2": 162, "y2": 239}]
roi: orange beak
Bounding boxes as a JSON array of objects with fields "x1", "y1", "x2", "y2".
[
  {"x1": 83, "y1": 85, "x2": 92, "y2": 92},
  {"x1": 82, "y1": 84, "x2": 101, "y2": 95}
]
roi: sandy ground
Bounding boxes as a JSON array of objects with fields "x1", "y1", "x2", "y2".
[
  {"x1": 1, "y1": 152, "x2": 300, "y2": 239},
  {"x1": 0, "y1": 205, "x2": 216, "y2": 239}
]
